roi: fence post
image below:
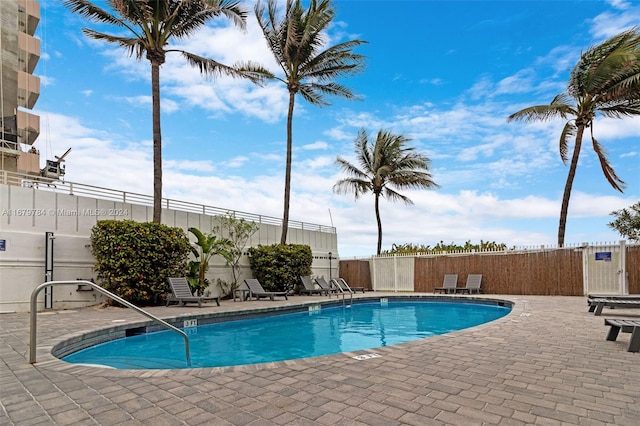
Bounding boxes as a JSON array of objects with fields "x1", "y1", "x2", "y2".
[
  {"x1": 393, "y1": 255, "x2": 397, "y2": 292},
  {"x1": 371, "y1": 256, "x2": 377, "y2": 291},
  {"x1": 620, "y1": 240, "x2": 627, "y2": 294}
]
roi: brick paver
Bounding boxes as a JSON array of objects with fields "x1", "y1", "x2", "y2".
[{"x1": 1, "y1": 294, "x2": 639, "y2": 425}]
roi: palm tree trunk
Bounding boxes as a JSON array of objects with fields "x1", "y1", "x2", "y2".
[
  {"x1": 280, "y1": 91, "x2": 296, "y2": 244},
  {"x1": 151, "y1": 62, "x2": 162, "y2": 223},
  {"x1": 558, "y1": 125, "x2": 585, "y2": 247},
  {"x1": 375, "y1": 193, "x2": 382, "y2": 255}
]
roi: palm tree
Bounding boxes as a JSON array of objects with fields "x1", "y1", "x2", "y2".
[
  {"x1": 63, "y1": 0, "x2": 259, "y2": 223},
  {"x1": 253, "y1": 0, "x2": 367, "y2": 244},
  {"x1": 508, "y1": 28, "x2": 640, "y2": 247},
  {"x1": 333, "y1": 129, "x2": 440, "y2": 255}
]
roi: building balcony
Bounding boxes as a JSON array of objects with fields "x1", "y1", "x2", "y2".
[
  {"x1": 18, "y1": 0, "x2": 40, "y2": 36},
  {"x1": 16, "y1": 150, "x2": 41, "y2": 174},
  {"x1": 18, "y1": 71, "x2": 40, "y2": 109},
  {"x1": 16, "y1": 110, "x2": 39, "y2": 145},
  {"x1": 18, "y1": 32, "x2": 40, "y2": 74}
]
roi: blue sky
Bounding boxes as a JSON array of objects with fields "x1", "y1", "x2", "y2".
[{"x1": 33, "y1": 0, "x2": 639, "y2": 257}]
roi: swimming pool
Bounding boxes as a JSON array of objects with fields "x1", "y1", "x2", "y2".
[{"x1": 61, "y1": 298, "x2": 511, "y2": 369}]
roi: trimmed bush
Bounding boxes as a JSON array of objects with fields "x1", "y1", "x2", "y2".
[
  {"x1": 90, "y1": 220, "x2": 191, "y2": 305},
  {"x1": 247, "y1": 244, "x2": 313, "y2": 292}
]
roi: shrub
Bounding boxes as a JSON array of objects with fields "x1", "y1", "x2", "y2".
[
  {"x1": 247, "y1": 244, "x2": 312, "y2": 292},
  {"x1": 90, "y1": 220, "x2": 191, "y2": 305}
]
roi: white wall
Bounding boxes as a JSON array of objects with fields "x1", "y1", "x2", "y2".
[{"x1": 0, "y1": 183, "x2": 338, "y2": 312}]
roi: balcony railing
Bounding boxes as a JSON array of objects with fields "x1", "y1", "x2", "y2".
[{"x1": 0, "y1": 169, "x2": 337, "y2": 234}]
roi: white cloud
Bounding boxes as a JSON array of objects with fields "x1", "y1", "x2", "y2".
[{"x1": 302, "y1": 141, "x2": 329, "y2": 150}]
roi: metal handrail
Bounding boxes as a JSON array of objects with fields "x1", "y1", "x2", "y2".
[
  {"x1": 330, "y1": 278, "x2": 353, "y2": 307},
  {"x1": 29, "y1": 280, "x2": 191, "y2": 367}
]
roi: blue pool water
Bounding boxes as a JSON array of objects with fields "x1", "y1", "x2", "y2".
[{"x1": 62, "y1": 300, "x2": 510, "y2": 369}]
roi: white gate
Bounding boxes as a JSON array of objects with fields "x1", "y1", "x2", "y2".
[
  {"x1": 370, "y1": 255, "x2": 414, "y2": 292},
  {"x1": 583, "y1": 241, "x2": 628, "y2": 295}
]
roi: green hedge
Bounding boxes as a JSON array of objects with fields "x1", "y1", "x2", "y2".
[
  {"x1": 90, "y1": 220, "x2": 191, "y2": 305},
  {"x1": 247, "y1": 244, "x2": 313, "y2": 292}
]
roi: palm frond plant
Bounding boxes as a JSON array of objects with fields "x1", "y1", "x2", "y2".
[
  {"x1": 63, "y1": 0, "x2": 265, "y2": 222},
  {"x1": 333, "y1": 129, "x2": 440, "y2": 255},
  {"x1": 187, "y1": 227, "x2": 233, "y2": 295},
  {"x1": 251, "y1": 0, "x2": 367, "y2": 243},
  {"x1": 508, "y1": 28, "x2": 640, "y2": 246}
]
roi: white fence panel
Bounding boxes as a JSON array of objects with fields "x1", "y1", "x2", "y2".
[{"x1": 371, "y1": 255, "x2": 414, "y2": 292}]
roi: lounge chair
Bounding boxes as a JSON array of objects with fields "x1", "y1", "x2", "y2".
[
  {"x1": 588, "y1": 295, "x2": 640, "y2": 316},
  {"x1": 300, "y1": 276, "x2": 328, "y2": 296},
  {"x1": 331, "y1": 277, "x2": 365, "y2": 293},
  {"x1": 244, "y1": 279, "x2": 288, "y2": 301},
  {"x1": 433, "y1": 274, "x2": 458, "y2": 294},
  {"x1": 315, "y1": 277, "x2": 337, "y2": 295},
  {"x1": 455, "y1": 274, "x2": 483, "y2": 294},
  {"x1": 604, "y1": 319, "x2": 640, "y2": 352},
  {"x1": 166, "y1": 277, "x2": 220, "y2": 307}
]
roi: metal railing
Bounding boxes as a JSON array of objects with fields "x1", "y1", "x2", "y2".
[
  {"x1": 29, "y1": 280, "x2": 191, "y2": 367},
  {"x1": 330, "y1": 278, "x2": 353, "y2": 307},
  {"x1": 1, "y1": 170, "x2": 336, "y2": 234}
]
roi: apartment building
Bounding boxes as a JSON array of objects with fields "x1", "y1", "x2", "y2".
[{"x1": 0, "y1": 0, "x2": 41, "y2": 177}]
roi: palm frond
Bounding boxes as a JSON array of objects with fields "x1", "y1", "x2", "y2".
[
  {"x1": 591, "y1": 135, "x2": 626, "y2": 192},
  {"x1": 299, "y1": 82, "x2": 359, "y2": 104},
  {"x1": 169, "y1": 0, "x2": 248, "y2": 39},
  {"x1": 558, "y1": 122, "x2": 576, "y2": 164},
  {"x1": 507, "y1": 101, "x2": 574, "y2": 122},
  {"x1": 234, "y1": 60, "x2": 278, "y2": 83},
  {"x1": 302, "y1": 41, "x2": 367, "y2": 78},
  {"x1": 333, "y1": 177, "x2": 372, "y2": 199},
  {"x1": 335, "y1": 156, "x2": 369, "y2": 180},
  {"x1": 62, "y1": 0, "x2": 124, "y2": 26},
  {"x1": 598, "y1": 101, "x2": 640, "y2": 118},
  {"x1": 179, "y1": 51, "x2": 259, "y2": 82},
  {"x1": 82, "y1": 29, "x2": 145, "y2": 58},
  {"x1": 382, "y1": 187, "x2": 413, "y2": 205},
  {"x1": 574, "y1": 27, "x2": 640, "y2": 96}
]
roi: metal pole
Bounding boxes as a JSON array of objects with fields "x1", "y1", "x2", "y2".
[{"x1": 44, "y1": 232, "x2": 54, "y2": 309}]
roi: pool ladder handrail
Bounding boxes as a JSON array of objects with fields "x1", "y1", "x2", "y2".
[
  {"x1": 330, "y1": 278, "x2": 353, "y2": 307},
  {"x1": 29, "y1": 280, "x2": 191, "y2": 367}
]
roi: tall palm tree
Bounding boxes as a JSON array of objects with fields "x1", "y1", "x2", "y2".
[
  {"x1": 508, "y1": 28, "x2": 640, "y2": 247},
  {"x1": 63, "y1": 0, "x2": 259, "y2": 223},
  {"x1": 253, "y1": 0, "x2": 367, "y2": 244},
  {"x1": 333, "y1": 129, "x2": 440, "y2": 255}
]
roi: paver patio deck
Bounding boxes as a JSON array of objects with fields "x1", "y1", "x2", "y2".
[{"x1": 1, "y1": 294, "x2": 639, "y2": 425}]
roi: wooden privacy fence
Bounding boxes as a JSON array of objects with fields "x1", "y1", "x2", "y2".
[{"x1": 339, "y1": 244, "x2": 640, "y2": 296}]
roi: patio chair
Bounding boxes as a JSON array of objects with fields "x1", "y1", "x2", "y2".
[
  {"x1": 433, "y1": 274, "x2": 458, "y2": 294},
  {"x1": 300, "y1": 276, "x2": 328, "y2": 296},
  {"x1": 455, "y1": 274, "x2": 483, "y2": 294},
  {"x1": 604, "y1": 319, "x2": 640, "y2": 352},
  {"x1": 331, "y1": 277, "x2": 366, "y2": 293},
  {"x1": 588, "y1": 295, "x2": 640, "y2": 316},
  {"x1": 166, "y1": 277, "x2": 220, "y2": 307},
  {"x1": 314, "y1": 277, "x2": 337, "y2": 295},
  {"x1": 244, "y1": 278, "x2": 288, "y2": 301}
]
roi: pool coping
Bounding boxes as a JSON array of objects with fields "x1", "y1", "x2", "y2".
[{"x1": 40, "y1": 294, "x2": 516, "y2": 377}]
